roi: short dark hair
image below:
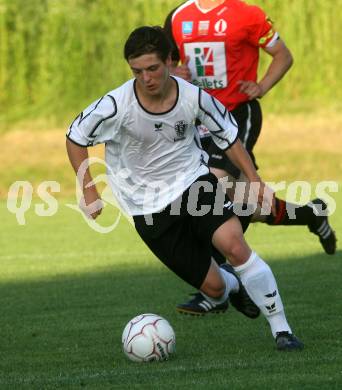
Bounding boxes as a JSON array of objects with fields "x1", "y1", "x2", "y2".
[{"x1": 124, "y1": 26, "x2": 171, "y2": 62}]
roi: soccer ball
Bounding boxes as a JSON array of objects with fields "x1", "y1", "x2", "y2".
[{"x1": 122, "y1": 313, "x2": 176, "y2": 362}]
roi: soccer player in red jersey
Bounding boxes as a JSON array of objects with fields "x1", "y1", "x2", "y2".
[
  {"x1": 164, "y1": 0, "x2": 336, "y2": 314},
  {"x1": 166, "y1": 0, "x2": 286, "y2": 111}
]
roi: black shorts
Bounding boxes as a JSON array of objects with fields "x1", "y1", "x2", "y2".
[
  {"x1": 208, "y1": 99, "x2": 262, "y2": 178},
  {"x1": 133, "y1": 173, "x2": 251, "y2": 289}
]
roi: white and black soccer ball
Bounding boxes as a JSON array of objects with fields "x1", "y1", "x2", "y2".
[{"x1": 122, "y1": 313, "x2": 176, "y2": 362}]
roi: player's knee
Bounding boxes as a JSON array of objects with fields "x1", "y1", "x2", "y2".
[
  {"x1": 229, "y1": 241, "x2": 247, "y2": 260},
  {"x1": 213, "y1": 216, "x2": 247, "y2": 258},
  {"x1": 219, "y1": 231, "x2": 244, "y2": 257},
  {"x1": 221, "y1": 236, "x2": 251, "y2": 266}
]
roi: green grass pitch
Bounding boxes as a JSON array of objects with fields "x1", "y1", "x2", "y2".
[{"x1": 0, "y1": 191, "x2": 341, "y2": 389}]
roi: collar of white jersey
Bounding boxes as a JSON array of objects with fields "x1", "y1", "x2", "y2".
[{"x1": 133, "y1": 76, "x2": 180, "y2": 116}]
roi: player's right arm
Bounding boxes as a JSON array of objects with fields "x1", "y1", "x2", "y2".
[
  {"x1": 66, "y1": 139, "x2": 103, "y2": 220},
  {"x1": 66, "y1": 92, "x2": 120, "y2": 219}
]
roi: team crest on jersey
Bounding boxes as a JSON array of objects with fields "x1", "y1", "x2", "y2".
[{"x1": 174, "y1": 120, "x2": 188, "y2": 141}]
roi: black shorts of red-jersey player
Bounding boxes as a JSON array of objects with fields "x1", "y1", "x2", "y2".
[{"x1": 205, "y1": 99, "x2": 262, "y2": 179}]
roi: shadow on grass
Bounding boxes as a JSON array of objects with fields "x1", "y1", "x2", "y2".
[{"x1": 0, "y1": 251, "x2": 341, "y2": 389}]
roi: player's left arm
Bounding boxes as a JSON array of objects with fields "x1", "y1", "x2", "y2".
[
  {"x1": 239, "y1": 38, "x2": 293, "y2": 100},
  {"x1": 197, "y1": 90, "x2": 275, "y2": 212},
  {"x1": 224, "y1": 139, "x2": 275, "y2": 212}
]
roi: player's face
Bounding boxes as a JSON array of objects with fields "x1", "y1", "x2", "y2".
[{"x1": 129, "y1": 53, "x2": 171, "y2": 96}]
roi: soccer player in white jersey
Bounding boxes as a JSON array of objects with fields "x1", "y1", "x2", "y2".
[{"x1": 66, "y1": 26, "x2": 303, "y2": 350}]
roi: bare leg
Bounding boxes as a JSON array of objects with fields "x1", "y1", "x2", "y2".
[{"x1": 199, "y1": 259, "x2": 226, "y2": 299}]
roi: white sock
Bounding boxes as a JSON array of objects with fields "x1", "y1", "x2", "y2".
[
  {"x1": 219, "y1": 266, "x2": 239, "y2": 294},
  {"x1": 234, "y1": 252, "x2": 292, "y2": 338}
]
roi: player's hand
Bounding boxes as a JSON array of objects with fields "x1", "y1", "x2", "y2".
[
  {"x1": 237, "y1": 80, "x2": 264, "y2": 100},
  {"x1": 258, "y1": 181, "x2": 276, "y2": 217},
  {"x1": 80, "y1": 185, "x2": 103, "y2": 219},
  {"x1": 250, "y1": 179, "x2": 276, "y2": 216},
  {"x1": 171, "y1": 56, "x2": 192, "y2": 82}
]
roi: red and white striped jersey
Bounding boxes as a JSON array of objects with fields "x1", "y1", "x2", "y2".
[{"x1": 165, "y1": 0, "x2": 278, "y2": 110}]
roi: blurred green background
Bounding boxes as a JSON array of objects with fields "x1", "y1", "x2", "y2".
[
  {"x1": 0, "y1": 0, "x2": 341, "y2": 196},
  {"x1": 1, "y1": 0, "x2": 341, "y2": 127},
  {"x1": 0, "y1": 3, "x2": 341, "y2": 386}
]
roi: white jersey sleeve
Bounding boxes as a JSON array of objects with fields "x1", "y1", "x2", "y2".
[
  {"x1": 67, "y1": 93, "x2": 120, "y2": 147},
  {"x1": 197, "y1": 89, "x2": 238, "y2": 150}
]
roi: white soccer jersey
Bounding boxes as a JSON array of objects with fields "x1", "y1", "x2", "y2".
[{"x1": 67, "y1": 76, "x2": 238, "y2": 215}]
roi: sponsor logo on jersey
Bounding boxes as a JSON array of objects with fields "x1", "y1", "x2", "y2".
[
  {"x1": 184, "y1": 42, "x2": 227, "y2": 89},
  {"x1": 214, "y1": 19, "x2": 227, "y2": 36},
  {"x1": 154, "y1": 122, "x2": 163, "y2": 131},
  {"x1": 174, "y1": 120, "x2": 188, "y2": 141},
  {"x1": 195, "y1": 46, "x2": 214, "y2": 77},
  {"x1": 198, "y1": 20, "x2": 210, "y2": 35},
  {"x1": 182, "y1": 21, "x2": 193, "y2": 35}
]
